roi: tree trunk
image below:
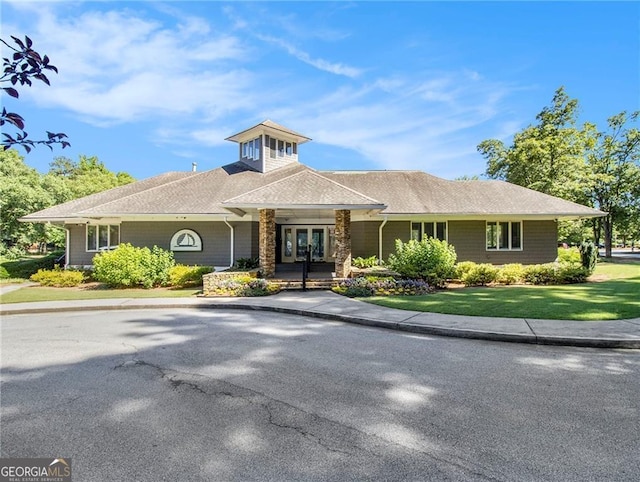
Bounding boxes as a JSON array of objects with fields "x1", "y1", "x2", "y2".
[{"x1": 603, "y1": 214, "x2": 613, "y2": 258}]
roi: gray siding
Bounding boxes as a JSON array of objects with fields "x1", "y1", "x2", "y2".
[
  {"x1": 67, "y1": 221, "x2": 259, "y2": 267},
  {"x1": 121, "y1": 221, "x2": 232, "y2": 266},
  {"x1": 448, "y1": 220, "x2": 557, "y2": 264},
  {"x1": 250, "y1": 221, "x2": 260, "y2": 258},
  {"x1": 352, "y1": 221, "x2": 409, "y2": 261},
  {"x1": 66, "y1": 224, "x2": 95, "y2": 266}
]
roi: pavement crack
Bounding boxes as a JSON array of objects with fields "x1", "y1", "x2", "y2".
[{"x1": 523, "y1": 318, "x2": 538, "y2": 340}]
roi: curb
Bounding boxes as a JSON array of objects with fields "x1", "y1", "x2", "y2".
[{"x1": 3, "y1": 301, "x2": 639, "y2": 349}]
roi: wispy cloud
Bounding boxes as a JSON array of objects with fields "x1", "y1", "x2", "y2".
[
  {"x1": 256, "y1": 34, "x2": 362, "y2": 78},
  {"x1": 13, "y1": 6, "x2": 252, "y2": 124}
]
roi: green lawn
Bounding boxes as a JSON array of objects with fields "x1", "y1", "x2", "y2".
[
  {"x1": 365, "y1": 261, "x2": 640, "y2": 321},
  {"x1": 1, "y1": 285, "x2": 201, "y2": 304}
]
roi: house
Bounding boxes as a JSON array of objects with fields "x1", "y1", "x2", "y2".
[{"x1": 22, "y1": 120, "x2": 605, "y2": 278}]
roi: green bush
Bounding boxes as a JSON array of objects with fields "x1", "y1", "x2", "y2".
[
  {"x1": 168, "y1": 265, "x2": 213, "y2": 288},
  {"x1": 579, "y1": 241, "x2": 597, "y2": 274},
  {"x1": 30, "y1": 267, "x2": 84, "y2": 287},
  {"x1": 496, "y1": 263, "x2": 524, "y2": 285},
  {"x1": 556, "y1": 263, "x2": 590, "y2": 284},
  {"x1": 0, "y1": 252, "x2": 61, "y2": 279},
  {"x1": 233, "y1": 257, "x2": 260, "y2": 270},
  {"x1": 352, "y1": 255, "x2": 379, "y2": 268},
  {"x1": 523, "y1": 263, "x2": 558, "y2": 285},
  {"x1": 461, "y1": 263, "x2": 499, "y2": 286},
  {"x1": 387, "y1": 238, "x2": 457, "y2": 288},
  {"x1": 454, "y1": 261, "x2": 477, "y2": 280},
  {"x1": 0, "y1": 265, "x2": 11, "y2": 279},
  {"x1": 557, "y1": 246, "x2": 581, "y2": 264},
  {"x1": 207, "y1": 275, "x2": 279, "y2": 296},
  {"x1": 93, "y1": 243, "x2": 175, "y2": 288}
]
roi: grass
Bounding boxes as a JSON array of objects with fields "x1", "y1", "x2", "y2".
[
  {"x1": 0, "y1": 285, "x2": 201, "y2": 304},
  {"x1": 365, "y1": 261, "x2": 640, "y2": 321}
]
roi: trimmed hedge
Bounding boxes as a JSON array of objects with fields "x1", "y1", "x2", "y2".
[
  {"x1": 461, "y1": 263, "x2": 499, "y2": 287},
  {"x1": 30, "y1": 267, "x2": 84, "y2": 287},
  {"x1": 168, "y1": 265, "x2": 213, "y2": 288}
]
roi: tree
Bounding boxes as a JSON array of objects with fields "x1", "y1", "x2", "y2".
[
  {"x1": 584, "y1": 111, "x2": 640, "y2": 257},
  {"x1": 49, "y1": 155, "x2": 135, "y2": 198},
  {"x1": 1, "y1": 149, "x2": 135, "y2": 250},
  {"x1": 0, "y1": 149, "x2": 52, "y2": 246},
  {"x1": 1, "y1": 35, "x2": 69, "y2": 152},
  {"x1": 478, "y1": 87, "x2": 588, "y2": 202}
]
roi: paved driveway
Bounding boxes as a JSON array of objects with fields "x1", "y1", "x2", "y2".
[{"x1": 2, "y1": 309, "x2": 639, "y2": 481}]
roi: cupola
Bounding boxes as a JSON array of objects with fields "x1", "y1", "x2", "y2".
[{"x1": 225, "y1": 120, "x2": 311, "y2": 173}]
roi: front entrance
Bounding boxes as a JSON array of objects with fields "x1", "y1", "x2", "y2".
[{"x1": 281, "y1": 225, "x2": 335, "y2": 263}]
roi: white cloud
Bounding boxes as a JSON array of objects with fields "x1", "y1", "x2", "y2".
[
  {"x1": 14, "y1": 6, "x2": 252, "y2": 124},
  {"x1": 256, "y1": 34, "x2": 363, "y2": 78}
]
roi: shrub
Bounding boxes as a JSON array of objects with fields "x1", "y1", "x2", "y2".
[
  {"x1": 169, "y1": 265, "x2": 213, "y2": 288},
  {"x1": 557, "y1": 246, "x2": 581, "y2": 264},
  {"x1": 523, "y1": 263, "x2": 558, "y2": 285},
  {"x1": 0, "y1": 251, "x2": 61, "y2": 279},
  {"x1": 30, "y1": 267, "x2": 84, "y2": 287},
  {"x1": 579, "y1": 241, "x2": 597, "y2": 274},
  {"x1": 556, "y1": 263, "x2": 590, "y2": 284},
  {"x1": 352, "y1": 255, "x2": 379, "y2": 269},
  {"x1": 332, "y1": 276, "x2": 430, "y2": 297},
  {"x1": 207, "y1": 275, "x2": 279, "y2": 296},
  {"x1": 496, "y1": 263, "x2": 524, "y2": 285},
  {"x1": 93, "y1": 243, "x2": 175, "y2": 288},
  {"x1": 0, "y1": 265, "x2": 9, "y2": 279},
  {"x1": 233, "y1": 257, "x2": 260, "y2": 270},
  {"x1": 387, "y1": 238, "x2": 457, "y2": 288},
  {"x1": 454, "y1": 261, "x2": 477, "y2": 280},
  {"x1": 461, "y1": 263, "x2": 499, "y2": 286}
]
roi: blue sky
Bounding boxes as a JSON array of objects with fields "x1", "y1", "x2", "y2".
[{"x1": 2, "y1": 1, "x2": 638, "y2": 180}]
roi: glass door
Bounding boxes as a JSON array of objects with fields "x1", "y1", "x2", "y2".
[
  {"x1": 296, "y1": 229, "x2": 308, "y2": 259},
  {"x1": 311, "y1": 229, "x2": 324, "y2": 261}
]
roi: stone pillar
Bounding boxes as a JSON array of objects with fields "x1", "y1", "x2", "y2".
[
  {"x1": 259, "y1": 209, "x2": 276, "y2": 278},
  {"x1": 334, "y1": 209, "x2": 352, "y2": 278}
]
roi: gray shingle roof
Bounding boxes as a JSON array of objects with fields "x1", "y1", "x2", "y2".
[
  {"x1": 22, "y1": 162, "x2": 605, "y2": 221},
  {"x1": 223, "y1": 170, "x2": 385, "y2": 208}
]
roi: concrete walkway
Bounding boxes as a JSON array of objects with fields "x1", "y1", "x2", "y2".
[{"x1": 2, "y1": 290, "x2": 639, "y2": 348}]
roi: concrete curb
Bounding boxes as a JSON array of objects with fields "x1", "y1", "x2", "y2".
[{"x1": 3, "y1": 300, "x2": 639, "y2": 349}]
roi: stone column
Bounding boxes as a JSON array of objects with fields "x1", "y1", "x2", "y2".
[
  {"x1": 334, "y1": 209, "x2": 352, "y2": 278},
  {"x1": 259, "y1": 209, "x2": 276, "y2": 278}
]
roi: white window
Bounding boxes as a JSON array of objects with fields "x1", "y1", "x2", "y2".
[
  {"x1": 411, "y1": 222, "x2": 447, "y2": 241},
  {"x1": 242, "y1": 137, "x2": 261, "y2": 161},
  {"x1": 486, "y1": 221, "x2": 522, "y2": 250},
  {"x1": 86, "y1": 225, "x2": 119, "y2": 252}
]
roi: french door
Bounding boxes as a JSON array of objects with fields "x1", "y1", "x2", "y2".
[{"x1": 281, "y1": 225, "x2": 334, "y2": 262}]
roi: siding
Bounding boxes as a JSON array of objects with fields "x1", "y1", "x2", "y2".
[
  {"x1": 121, "y1": 221, "x2": 232, "y2": 266},
  {"x1": 351, "y1": 220, "x2": 409, "y2": 261},
  {"x1": 66, "y1": 224, "x2": 95, "y2": 266},
  {"x1": 67, "y1": 221, "x2": 258, "y2": 267},
  {"x1": 448, "y1": 220, "x2": 557, "y2": 264}
]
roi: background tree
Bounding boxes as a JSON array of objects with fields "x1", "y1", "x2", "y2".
[
  {"x1": 478, "y1": 87, "x2": 639, "y2": 256},
  {"x1": 1, "y1": 149, "x2": 134, "y2": 251},
  {"x1": 479, "y1": 87, "x2": 588, "y2": 202},
  {"x1": 584, "y1": 111, "x2": 640, "y2": 257},
  {"x1": 1, "y1": 35, "x2": 69, "y2": 152}
]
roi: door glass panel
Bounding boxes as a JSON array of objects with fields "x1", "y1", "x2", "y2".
[
  {"x1": 296, "y1": 229, "x2": 308, "y2": 258},
  {"x1": 311, "y1": 229, "x2": 324, "y2": 260},
  {"x1": 328, "y1": 227, "x2": 336, "y2": 259},
  {"x1": 284, "y1": 228, "x2": 292, "y2": 257}
]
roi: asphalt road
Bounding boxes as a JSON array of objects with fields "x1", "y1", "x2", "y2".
[{"x1": 1, "y1": 309, "x2": 639, "y2": 481}]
